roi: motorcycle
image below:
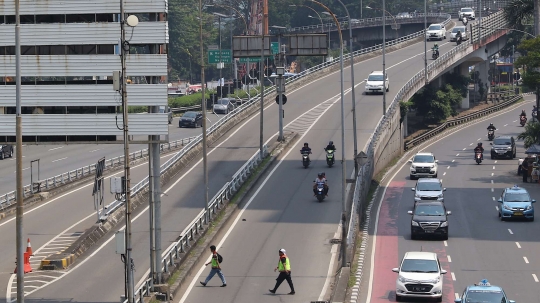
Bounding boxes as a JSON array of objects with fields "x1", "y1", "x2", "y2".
[
  {"x1": 432, "y1": 49, "x2": 439, "y2": 60},
  {"x1": 488, "y1": 130, "x2": 495, "y2": 141},
  {"x1": 325, "y1": 148, "x2": 335, "y2": 167},
  {"x1": 315, "y1": 183, "x2": 326, "y2": 202},
  {"x1": 520, "y1": 115, "x2": 527, "y2": 126},
  {"x1": 456, "y1": 35, "x2": 462, "y2": 45},
  {"x1": 462, "y1": 17, "x2": 468, "y2": 26},
  {"x1": 301, "y1": 151, "x2": 311, "y2": 168},
  {"x1": 475, "y1": 152, "x2": 483, "y2": 164}
]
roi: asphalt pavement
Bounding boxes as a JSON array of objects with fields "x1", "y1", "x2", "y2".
[
  {"x1": 363, "y1": 95, "x2": 540, "y2": 303},
  {"x1": 0, "y1": 115, "x2": 224, "y2": 196},
  {"x1": 0, "y1": 31, "x2": 462, "y2": 302}
]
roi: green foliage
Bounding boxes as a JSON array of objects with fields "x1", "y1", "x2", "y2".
[
  {"x1": 515, "y1": 37, "x2": 540, "y2": 92},
  {"x1": 400, "y1": 100, "x2": 413, "y2": 123},
  {"x1": 504, "y1": 0, "x2": 534, "y2": 30},
  {"x1": 127, "y1": 106, "x2": 147, "y2": 113},
  {"x1": 168, "y1": 89, "x2": 215, "y2": 108},
  {"x1": 228, "y1": 87, "x2": 261, "y2": 99},
  {"x1": 517, "y1": 121, "x2": 540, "y2": 148},
  {"x1": 410, "y1": 72, "x2": 468, "y2": 123}
]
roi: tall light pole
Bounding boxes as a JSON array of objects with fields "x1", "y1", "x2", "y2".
[
  {"x1": 119, "y1": 2, "x2": 139, "y2": 301},
  {"x1": 270, "y1": 25, "x2": 286, "y2": 142},
  {"x1": 213, "y1": 12, "x2": 229, "y2": 99},
  {"x1": 424, "y1": 0, "x2": 427, "y2": 84},
  {"x1": 15, "y1": 0, "x2": 24, "y2": 300},
  {"x1": 322, "y1": 12, "x2": 335, "y2": 59},
  {"x1": 259, "y1": 0, "x2": 266, "y2": 159},
  {"x1": 199, "y1": 0, "x2": 210, "y2": 225},
  {"x1": 309, "y1": 0, "x2": 347, "y2": 268},
  {"x1": 335, "y1": 0, "x2": 359, "y2": 177}
]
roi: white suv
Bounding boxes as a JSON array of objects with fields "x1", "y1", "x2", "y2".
[
  {"x1": 426, "y1": 23, "x2": 446, "y2": 41},
  {"x1": 364, "y1": 71, "x2": 389, "y2": 94},
  {"x1": 409, "y1": 152, "x2": 438, "y2": 179},
  {"x1": 458, "y1": 7, "x2": 475, "y2": 20},
  {"x1": 392, "y1": 251, "x2": 447, "y2": 302}
]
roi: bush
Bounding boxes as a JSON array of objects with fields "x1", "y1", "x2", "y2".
[
  {"x1": 168, "y1": 89, "x2": 216, "y2": 108},
  {"x1": 228, "y1": 87, "x2": 261, "y2": 99}
]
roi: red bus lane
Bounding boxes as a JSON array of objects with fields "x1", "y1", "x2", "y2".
[
  {"x1": 371, "y1": 181, "x2": 404, "y2": 303},
  {"x1": 369, "y1": 181, "x2": 455, "y2": 302}
]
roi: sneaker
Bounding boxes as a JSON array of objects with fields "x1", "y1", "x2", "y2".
[
  {"x1": 288, "y1": 291, "x2": 296, "y2": 295},
  {"x1": 269, "y1": 289, "x2": 276, "y2": 294},
  {"x1": 221, "y1": 284, "x2": 227, "y2": 287},
  {"x1": 200, "y1": 282, "x2": 206, "y2": 286}
]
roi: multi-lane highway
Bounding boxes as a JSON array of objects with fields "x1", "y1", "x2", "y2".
[
  {"x1": 0, "y1": 114, "x2": 224, "y2": 196},
  {"x1": 0, "y1": 27, "x2": 461, "y2": 302},
  {"x1": 363, "y1": 96, "x2": 538, "y2": 303}
]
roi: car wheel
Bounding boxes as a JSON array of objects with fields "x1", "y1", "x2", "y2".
[
  {"x1": 396, "y1": 295, "x2": 403, "y2": 302},
  {"x1": 491, "y1": 154, "x2": 495, "y2": 160},
  {"x1": 410, "y1": 175, "x2": 416, "y2": 180},
  {"x1": 530, "y1": 216, "x2": 535, "y2": 222},
  {"x1": 411, "y1": 233, "x2": 416, "y2": 240},
  {"x1": 436, "y1": 295, "x2": 443, "y2": 302},
  {"x1": 500, "y1": 215, "x2": 505, "y2": 221},
  {"x1": 9, "y1": 149, "x2": 13, "y2": 158},
  {"x1": 442, "y1": 234, "x2": 448, "y2": 241},
  {"x1": 513, "y1": 150, "x2": 516, "y2": 158},
  {"x1": 434, "y1": 173, "x2": 438, "y2": 178},
  {"x1": 0, "y1": 152, "x2": 3, "y2": 160},
  {"x1": 386, "y1": 86, "x2": 389, "y2": 92}
]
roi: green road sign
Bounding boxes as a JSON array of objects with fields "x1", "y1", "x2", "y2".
[
  {"x1": 208, "y1": 49, "x2": 232, "y2": 64},
  {"x1": 271, "y1": 42, "x2": 279, "y2": 55},
  {"x1": 239, "y1": 56, "x2": 272, "y2": 63}
]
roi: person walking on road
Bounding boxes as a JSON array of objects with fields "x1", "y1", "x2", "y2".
[
  {"x1": 200, "y1": 245, "x2": 227, "y2": 287},
  {"x1": 522, "y1": 160, "x2": 529, "y2": 183},
  {"x1": 269, "y1": 249, "x2": 295, "y2": 295}
]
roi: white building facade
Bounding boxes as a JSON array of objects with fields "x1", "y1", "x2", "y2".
[{"x1": 0, "y1": 0, "x2": 169, "y2": 143}]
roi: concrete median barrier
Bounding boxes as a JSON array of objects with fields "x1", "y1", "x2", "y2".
[{"x1": 40, "y1": 253, "x2": 75, "y2": 270}]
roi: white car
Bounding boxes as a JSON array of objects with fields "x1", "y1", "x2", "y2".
[
  {"x1": 450, "y1": 26, "x2": 468, "y2": 41},
  {"x1": 426, "y1": 23, "x2": 446, "y2": 41},
  {"x1": 392, "y1": 251, "x2": 447, "y2": 302},
  {"x1": 409, "y1": 152, "x2": 438, "y2": 179},
  {"x1": 412, "y1": 178, "x2": 446, "y2": 202},
  {"x1": 364, "y1": 71, "x2": 389, "y2": 94},
  {"x1": 458, "y1": 7, "x2": 476, "y2": 20}
]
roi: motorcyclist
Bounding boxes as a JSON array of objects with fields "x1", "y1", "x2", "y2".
[
  {"x1": 324, "y1": 141, "x2": 336, "y2": 152},
  {"x1": 474, "y1": 142, "x2": 484, "y2": 160},
  {"x1": 432, "y1": 43, "x2": 439, "y2": 57},
  {"x1": 487, "y1": 123, "x2": 496, "y2": 131},
  {"x1": 300, "y1": 142, "x2": 312, "y2": 154},
  {"x1": 313, "y1": 172, "x2": 329, "y2": 196},
  {"x1": 462, "y1": 17, "x2": 468, "y2": 25},
  {"x1": 533, "y1": 106, "x2": 538, "y2": 119},
  {"x1": 520, "y1": 109, "x2": 527, "y2": 118},
  {"x1": 456, "y1": 30, "x2": 463, "y2": 44}
]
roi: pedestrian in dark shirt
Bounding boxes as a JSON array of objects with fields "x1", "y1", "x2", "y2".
[
  {"x1": 200, "y1": 245, "x2": 226, "y2": 287},
  {"x1": 522, "y1": 160, "x2": 529, "y2": 183},
  {"x1": 269, "y1": 249, "x2": 295, "y2": 295}
]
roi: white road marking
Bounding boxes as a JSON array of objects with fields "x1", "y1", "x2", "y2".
[
  {"x1": 462, "y1": 148, "x2": 466, "y2": 150},
  {"x1": 492, "y1": 197, "x2": 495, "y2": 201},
  {"x1": 491, "y1": 173, "x2": 494, "y2": 176},
  {"x1": 451, "y1": 272, "x2": 456, "y2": 281},
  {"x1": 493, "y1": 166, "x2": 495, "y2": 170},
  {"x1": 504, "y1": 124, "x2": 508, "y2": 127},
  {"x1": 447, "y1": 255, "x2": 452, "y2": 262},
  {"x1": 440, "y1": 179, "x2": 443, "y2": 182},
  {"x1": 516, "y1": 242, "x2": 521, "y2": 248},
  {"x1": 452, "y1": 159, "x2": 455, "y2": 162},
  {"x1": 447, "y1": 166, "x2": 450, "y2": 169},
  {"x1": 89, "y1": 149, "x2": 100, "y2": 153},
  {"x1": 494, "y1": 161, "x2": 498, "y2": 163},
  {"x1": 533, "y1": 274, "x2": 539, "y2": 282},
  {"x1": 524, "y1": 257, "x2": 529, "y2": 264},
  {"x1": 508, "y1": 229, "x2": 513, "y2": 235},
  {"x1": 477, "y1": 138, "x2": 481, "y2": 141},
  {"x1": 469, "y1": 143, "x2": 473, "y2": 146},
  {"x1": 455, "y1": 293, "x2": 460, "y2": 300},
  {"x1": 443, "y1": 172, "x2": 446, "y2": 176},
  {"x1": 444, "y1": 241, "x2": 448, "y2": 247},
  {"x1": 51, "y1": 157, "x2": 68, "y2": 163},
  {"x1": 491, "y1": 180, "x2": 494, "y2": 184},
  {"x1": 48, "y1": 146, "x2": 63, "y2": 151},
  {"x1": 513, "y1": 120, "x2": 518, "y2": 123},
  {"x1": 456, "y1": 153, "x2": 460, "y2": 156},
  {"x1": 491, "y1": 188, "x2": 494, "y2": 192},
  {"x1": 495, "y1": 206, "x2": 499, "y2": 211}
]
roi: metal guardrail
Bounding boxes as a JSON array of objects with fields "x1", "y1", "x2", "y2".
[
  {"x1": 126, "y1": 146, "x2": 268, "y2": 303},
  {"x1": 404, "y1": 95, "x2": 520, "y2": 150},
  {"x1": 0, "y1": 136, "x2": 199, "y2": 210},
  {"x1": 289, "y1": 13, "x2": 449, "y2": 32},
  {"x1": 170, "y1": 105, "x2": 201, "y2": 113}
]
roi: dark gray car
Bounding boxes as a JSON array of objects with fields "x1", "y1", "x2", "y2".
[
  {"x1": 0, "y1": 145, "x2": 13, "y2": 160},
  {"x1": 490, "y1": 136, "x2": 516, "y2": 159},
  {"x1": 179, "y1": 111, "x2": 203, "y2": 128}
]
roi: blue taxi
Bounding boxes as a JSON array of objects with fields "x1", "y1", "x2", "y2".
[
  {"x1": 498, "y1": 185, "x2": 535, "y2": 221},
  {"x1": 455, "y1": 279, "x2": 515, "y2": 303}
]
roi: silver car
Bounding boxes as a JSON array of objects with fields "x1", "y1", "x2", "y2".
[
  {"x1": 213, "y1": 98, "x2": 235, "y2": 114},
  {"x1": 450, "y1": 26, "x2": 468, "y2": 41},
  {"x1": 412, "y1": 178, "x2": 446, "y2": 202}
]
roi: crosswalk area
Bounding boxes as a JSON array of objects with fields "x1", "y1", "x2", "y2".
[{"x1": 7, "y1": 232, "x2": 83, "y2": 301}]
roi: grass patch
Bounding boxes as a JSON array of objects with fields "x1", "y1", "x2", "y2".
[
  {"x1": 165, "y1": 154, "x2": 271, "y2": 287},
  {"x1": 348, "y1": 232, "x2": 364, "y2": 287},
  {"x1": 149, "y1": 298, "x2": 161, "y2": 303}
]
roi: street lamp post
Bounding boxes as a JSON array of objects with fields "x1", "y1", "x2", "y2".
[
  {"x1": 270, "y1": 25, "x2": 287, "y2": 141},
  {"x1": 309, "y1": 0, "x2": 347, "y2": 268},
  {"x1": 322, "y1": 12, "x2": 335, "y2": 60},
  {"x1": 213, "y1": 12, "x2": 228, "y2": 99},
  {"x1": 199, "y1": 0, "x2": 210, "y2": 226}
]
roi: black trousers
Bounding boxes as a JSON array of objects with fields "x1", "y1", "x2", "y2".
[
  {"x1": 272, "y1": 271, "x2": 295, "y2": 292},
  {"x1": 523, "y1": 168, "x2": 529, "y2": 182}
]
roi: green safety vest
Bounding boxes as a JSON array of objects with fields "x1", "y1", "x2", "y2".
[
  {"x1": 211, "y1": 253, "x2": 220, "y2": 268},
  {"x1": 278, "y1": 255, "x2": 291, "y2": 272}
]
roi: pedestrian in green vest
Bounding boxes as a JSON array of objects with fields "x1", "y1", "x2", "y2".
[
  {"x1": 269, "y1": 248, "x2": 295, "y2": 295},
  {"x1": 200, "y1": 245, "x2": 226, "y2": 287}
]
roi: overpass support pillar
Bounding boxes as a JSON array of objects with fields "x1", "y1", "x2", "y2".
[
  {"x1": 478, "y1": 60, "x2": 490, "y2": 96},
  {"x1": 459, "y1": 64, "x2": 470, "y2": 109}
]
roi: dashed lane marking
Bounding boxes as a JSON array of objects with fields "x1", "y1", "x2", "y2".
[
  {"x1": 456, "y1": 153, "x2": 460, "y2": 156},
  {"x1": 443, "y1": 172, "x2": 446, "y2": 176},
  {"x1": 494, "y1": 161, "x2": 498, "y2": 163},
  {"x1": 451, "y1": 272, "x2": 456, "y2": 281},
  {"x1": 524, "y1": 257, "x2": 529, "y2": 264},
  {"x1": 455, "y1": 293, "x2": 460, "y2": 300},
  {"x1": 447, "y1": 166, "x2": 450, "y2": 169},
  {"x1": 491, "y1": 173, "x2": 494, "y2": 176},
  {"x1": 516, "y1": 242, "x2": 521, "y2": 248},
  {"x1": 469, "y1": 143, "x2": 473, "y2": 146},
  {"x1": 495, "y1": 206, "x2": 499, "y2": 211},
  {"x1": 444, "y1": 241, "x2": 448, "y2": 247},
  {"x1": 504, "y1": 124, "x2": 508, "y2": 127},
  {"x1": 447, "y1": 255, "x2": 452, "y2": 262},
  {"x1": 533, "y1": 274, "x2": 539, "y2": 282},
  {"x1": 477, "y1": 138, "x2": 481, "y2": 141},
  {"x1": 493, "y1": 166, "x2": 495, "y2": 170},
  {"x1": 508, "y1": 229, "x2": 514, "y2": 235},
  {"x1": 452, "y1": 160, "x2": 455, "y2": 162},
  {"x1": 51, "y1": 157, "x2": 68, "y2": 163},
  {"x1": 48, "y1": 147, "x2": 63, "y2": 151},
  {"x1": 492, "y1": 197, "x2": 495, "y2": 201},
  {"x1": 462, "y1": 148, "x2": 466, "y2": 150},
  {"x1": 491, "y1": 188, "x2": 494, "y2": 192}
]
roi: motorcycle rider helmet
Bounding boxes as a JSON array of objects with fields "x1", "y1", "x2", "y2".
[
  {"x1": 329, "y1": 141, "x2": 333, "y2": 145},
  {"x1": 489, "y1": 123, "x2": 494, "y2": 127},
  {"x1": 304, "y1": 142, "x2": 309, "y2": 147},
  {"x1": 478, "y1": 142, "x2": 483, "y2": 147},
  {"x1": 434, "y1": 43, "x2": 438, "y2": 48},
  {"x1": 318, "y1": 172, "x2": 323, "y2": 178}
]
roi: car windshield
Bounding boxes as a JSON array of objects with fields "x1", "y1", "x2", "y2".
[
  {"x1": 183, "y1": 112, "x2": 196, "y2": 118},
  {"x1": 414, "y1": 204, "x2": 445, "y2": 216},
  {"x1": 452, "y1": 27, "x2": 465, "y2": 33},
  {"x1": 493, "y1": 138, "x2": 511, "y2": 145},
  {"x1": 401, "y1": 259, "x2": 439, "y2": 273},
  {"x1": 462, "y1": 8, "x2": 473, "y2": 12},
  {"x1": 464, "y1": 290, "x2": 504, "y2": 302},
  {"x1": 217, "y1": 99, "x2": 230, "y2": 105},
  {"x1": 504, "y1": 192, "x2": 530, "y2": 202},
  {"x1": 417, "y1": 182, "x2": 442, "y2": 191},
  {"x1": 413, "y1": 155, "x2": 435, "y2": 163},
  {"x1": 429, "y1": 25, "x2": 441, "y2": 30},
  {"x1": 368, "y1": 75, "x2": 384, "y2": 81},
  {"x1": 158, "y1": 106, "x2": 166, "y2": 113}
]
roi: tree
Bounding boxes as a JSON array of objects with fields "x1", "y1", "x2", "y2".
[
  {"x1": 514, "y1": 38, "x2": 540, "y2": 93},
  {"x1": 504, "y1": 0, "x2": 535, "y2": 31},
  {"x1": 518, "y1": 120, "x2": 540, "y2": 147}
]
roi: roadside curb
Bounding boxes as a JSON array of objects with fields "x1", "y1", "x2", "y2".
[
  {"x1": 40, "y1": 253, "x2": 75, "y2": 270},
  {"x1": 163, "y1": 131, "x2": 299, "y2": 302},
  {"x1": 347, "y1": 95, "x2": 530, "y2": 303}
]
